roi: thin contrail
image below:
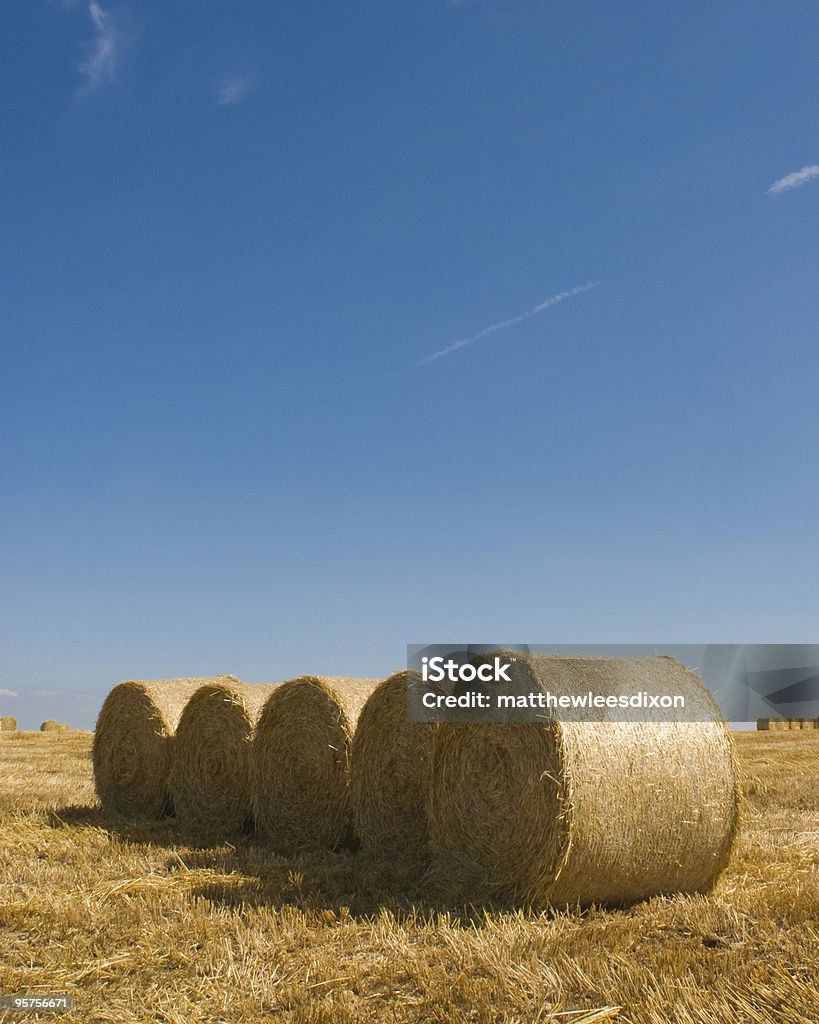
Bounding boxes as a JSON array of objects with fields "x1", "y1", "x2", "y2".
[{"x1": 417, "y1": 281, "x2": 599, "y2": 366}]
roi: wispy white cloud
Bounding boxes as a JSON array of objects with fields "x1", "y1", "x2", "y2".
[
  {"x1": 417, "y1": 282, "x2": 599, "y2": 366},
  {"x1": 766, "y1": 165, "x2": 819, "y2": 195},
  {"x1": 77, "y1": 2, "x2": 119, "y2": 92},
  {"x1": 0, "y1": 688, "x2": 19, "y2": 699},
  {"x1": 215, "y1": 75, "x2": 254, "y2": 107}
]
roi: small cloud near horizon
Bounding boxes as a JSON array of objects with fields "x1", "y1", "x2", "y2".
[
  {"x1": 766, "y1": 165, "x2": 819, "y2": 195},
  {"x1": 0, "y1": 688, "x2": 19, "y2": 699},
  {"x1": 215, "y1": 75, "x2": 254, "y2": 106}
]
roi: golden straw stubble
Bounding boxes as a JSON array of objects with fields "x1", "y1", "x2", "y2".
[
  {"x1": 350, "y1": 670, "x2": 438, "y2": 861},
  {"x1": 253, "y1": 676, "x2": 382, "y2": 852},
  {"x1": 427, "y1": 652, "x2": 740, "y2": 908},
  {"x1": 93, "y1": 677, "x2": 236, "y2": 819},
  {"x1": 170, "y1": 680, "x2": 277, "y2": 833}
]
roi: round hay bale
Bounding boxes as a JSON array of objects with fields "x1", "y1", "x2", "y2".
[
  {"x1": 1, "y1": 716, "x2": 17, "y2": 732},
  {"x1": 170, "y1": 680, "x2": 277, "y2": 833},
  {"x1": 350, "y1": 670, "x2": 438, "y2": 861},
  {"x1": 93, "y1": 677, "x2": 236, "y2": 818},
  {"x1": 427, "y1": 653, "x2": 740, "y2": 908},
  {"x1": 756, "y1": 717, "x2": 771, "y2": 730},
  {"x1": 57, "y1": 723, "x2": 70, "y2": 733},
  {"x1": 41, "y1": 720, "x2": 60, "y2": 732},
  {"x1": 253, "y1": 676, "x2": 382, "y2": 851}
]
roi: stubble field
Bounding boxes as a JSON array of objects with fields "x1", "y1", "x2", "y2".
[{"x1": 0, "y1": 730, "x2": 817, "y2": 1023}]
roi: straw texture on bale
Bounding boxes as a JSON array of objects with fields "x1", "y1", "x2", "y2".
[
  {"x1": 350, "y1": 670, "x2": 437, "y2": 860},
  {"x1": 41, "y1": 720, "x2": 60, "y2": 732},
  {"x1": 1, "y1": 716, "x2": 16, "y2": 732},
  {"x1": 57, "y1": 723, "x2": 70, "y2": 733},
  {"x1": 253, "y1": 676, "x2": 381, "y2": 851},
  {"x1": 767, "y1": 719, "x2": 784, "y2": 731},
  {"x1": 170, "y1": 680, "x2": 277, "y2": 833},
  {"x1": 756, "y1": 718, "x2": 771, "y2": 730},
  {"x1": 427, "y1": 653, "x2": 740, "y2": 908},
  {"x1": 93, "y1": 677, "x2": 236, "y2": 818}
]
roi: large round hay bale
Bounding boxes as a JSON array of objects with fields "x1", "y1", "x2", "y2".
[
  {"x1": 253, "y1": 676, "x2": 381, "y2": 851},
  {"x1": 1, "y1": 716, "x2": 16, "y2": 732},
  {"x1": 170, "y1": 680, "x2": 277, "y2": 832},
  {"x1": 41, "y1": 720, "x2": 60, "y2": 732},
  {"x1": 350, "y1": 670, "x2": 438, "y2": 861},
  {"x1": 93, "y1": 677, "x2": 236, "y2": 818},
  {"x1": 427, "y1": 653, "x2": 740, "y2": 908}
]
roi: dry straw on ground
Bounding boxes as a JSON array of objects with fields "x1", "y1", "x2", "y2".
[
  {"x1": 1, "y1": 716, "x2": 16, "y2": 732},
  {"x1": 427, "y1": 652, "x2": 740, "y2": 908},
  {"x1": 350, "y1": 670, "x2": 437, "y2": 861},
  {"x1": 253, "y1": 676, "x2": 381, "y2": 852},
  {"x1": 93, "y1": 677, "x2": 236, "y2": 819},
  {"x1": 40, "y1": 720, "x2": 60, "y2": 732},
  {"x1": 170, "y1": 680, "x2": 277, "y2": 833}
]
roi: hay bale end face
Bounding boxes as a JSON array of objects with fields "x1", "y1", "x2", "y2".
[
  {"x1": 757, "y1": 717, "x2": 771, "y2": 730},
  {"x1": 253, "y1": 676, "x2": 381, "y2": 852},
  {"x1": 1, "y1": 716, "x2": 17, "y2": 732},
  {"x1": 350, "y1": 670, "x2": 437, "y2": 861},
  {"x1": 41, "y1": 720, "x2": 60, "y2": 732},
  {"x1": 93, "y1": 677, "x2": 236, "y2": 819},
  {"x1": 170, "y1": 680, "x2": 277, "y2": 833},
  {"x1": 427, "y1": 653, "x2": 740, "y2": 909}
]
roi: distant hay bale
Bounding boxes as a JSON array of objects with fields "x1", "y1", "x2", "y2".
[
  {"x1": 350, "y1": 670, "x2": 437, "y2": 861},
  {"x1": 93, "y1": 677, "x2": 236, "y2": 818},
  {"x1": 41, "y1": 720, "x2": 60, "y2": 732},
  {"x1": 253, "y1": 676, "x2": 381, "y2": 851},
  {"x1": 57, "y1": 723, "x2": 70, "y2": 733},
  {"x1": 757, "y1": 717, "x2": 771, "y2": 730},
  {"x1": 788, "y1": 719, "x2": 799, "y2": 730},
  {"x1": 798, "y1": 718, "x2": 810, "y2": 730},
  {"x1": 768, "y1": 719, "x2": 785, "y2": 731},
  {"x1": 427, "y1": 653, "x2": 740, "y2": 908},
  {"x1": 1, "y1": 716, "x2": 17, "y2": 732},
  {"x1": 170, "y1": 680, "x2": 277, "y2": 833}
]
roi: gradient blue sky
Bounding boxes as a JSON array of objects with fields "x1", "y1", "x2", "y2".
[{"x1": 2, "y1": 1, "x2": 818, "y2": 728}]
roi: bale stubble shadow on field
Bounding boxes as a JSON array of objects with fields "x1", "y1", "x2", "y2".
[{"x1": 4, "y1": 729, "x2": 818, "y2": 1022}]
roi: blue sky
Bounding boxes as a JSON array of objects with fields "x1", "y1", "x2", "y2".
[{"x1": 2, "y1": 1, "x2": 818, "y2": 728}]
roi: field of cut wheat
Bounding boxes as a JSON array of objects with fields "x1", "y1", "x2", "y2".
[{"x1": 0, "y1": 730, "x2": 817, "y2": 1024}]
